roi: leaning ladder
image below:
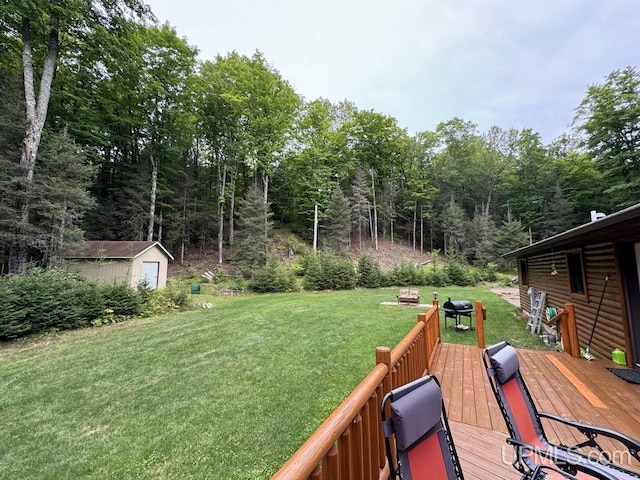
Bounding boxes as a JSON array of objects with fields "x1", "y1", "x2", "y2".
[{"x1": 526, "y1": 290, "x2": 546, "y2": 335}]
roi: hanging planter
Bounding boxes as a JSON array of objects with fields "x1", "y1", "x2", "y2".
[{"x1": 550, "y1": 263, "x2": 558, "y2": 276}]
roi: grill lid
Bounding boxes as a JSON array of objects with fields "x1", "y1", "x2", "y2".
[{"x1": 442, "y1": 298, "x2": 473, "y2": 312}]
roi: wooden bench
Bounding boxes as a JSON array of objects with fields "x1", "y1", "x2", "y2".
[{"x1": 397, "y1": 288, "x2": 420, "y2": 305}]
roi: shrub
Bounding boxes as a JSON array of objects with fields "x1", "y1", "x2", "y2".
[
  {"x1": 423, "y1": 263, "x2": 450, "y2": 287},
  {"x1": 99, "y1": 283, "x2": 142, "y2": 316},
  {"x1": 0, "y1": 267, "x2": 205, "y2": 339},
  {"x1": 0, "y1": 268, "x2": 104, "y2": 339},
  {"x1": 357, "y1": 254, "x2": 383, "y2": 288},
  {"x1": 249, "y1": 261, "x2": 297, "y2": 293},
  {"x1": 287, "y1": 235, "x2": 311, "y2": 256},
  {"x1": 141, "y1": 285, "x2": 191, "y2": 316},
  {"x1": 303, "y1": 252, "x2": 357, "y2": 291},
  {"x1": 444, "y1": 259, "x2": 475, "y2": 286},
  {"x1": 479, "y1": 262, "x2": 499, "y2": 282},
  {"x1": 390, "y1": 262, "x2": 423, "y2": 286}
]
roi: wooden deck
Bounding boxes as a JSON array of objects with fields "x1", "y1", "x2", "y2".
[{"x1": 431, "y1": 343, "x2": 640, "y2": 479}]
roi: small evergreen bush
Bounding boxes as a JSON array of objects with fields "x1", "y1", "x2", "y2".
[
  {"x1": 479, "y1": 262, "x2": 499, "y2": 282},
  {"x1": 303, "y1": 252, "x2": 357, "y2": 291},
  {"x1": 390, "y1": 262, "x2": 423, "y2": 286},
  {"x1": 356, "y1": 254, "x2": 383, "y2": 288},
  {"x1": 99, "y1": 283, "x2": 142, "y2": 316},
  {"x1": 249, "y1": 261, "x2": 297, "y2": 293},
  {"x1": 444, "y1": 258, "x2": 475, "y2": 286},
  {"x1": 422, "y1": 263, "x2": 450, "y2": 287},
  {"x1": 0, "y1": 268, "x2": 104, "y2": 339},
  {"x1": 0, "y1": 268, "x2": 158, "y2": 339}
]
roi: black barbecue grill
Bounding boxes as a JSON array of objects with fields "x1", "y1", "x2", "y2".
[{"x1": 442, "y1": 298, "x2": 474, "y2": 331}]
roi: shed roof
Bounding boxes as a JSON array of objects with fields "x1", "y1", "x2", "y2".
[
  {"x1": 62, "y1": 241, "x2": 174, "y2": 261},
  {"x1": 504, "y1": 202, "x2": 640, "y2": 258}
]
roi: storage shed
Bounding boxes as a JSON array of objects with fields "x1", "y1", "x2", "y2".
[
  {"x1": 505, "y1": 204, "x2": 640, "y2": 368},
  {"x1": 62, "y1": 241, "x2": 174, "y2": 289}
]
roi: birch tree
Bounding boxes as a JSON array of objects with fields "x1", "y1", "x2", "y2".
[{"x1": 5, "y1": 0, "x2": 149, "y2": 273}]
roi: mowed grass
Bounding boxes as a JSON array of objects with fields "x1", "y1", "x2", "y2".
[{"x1": 0, "y1": 287, "x2": 544, "y2": 479}]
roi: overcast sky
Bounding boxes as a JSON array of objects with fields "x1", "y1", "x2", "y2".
[{"x1": 145, "y1": 0, "x2": 639, "y2": 144}]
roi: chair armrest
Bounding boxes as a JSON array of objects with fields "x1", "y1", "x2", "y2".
[
  {"x1": 539, "y1": 411, "x2": 640, "y2": 459},
  {"x1": 506, "y1": 438, "x2": 618, "y2": 480}
]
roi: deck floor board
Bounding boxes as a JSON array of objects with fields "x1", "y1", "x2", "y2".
[{"x1": 430, "y1": 343, "x2": 640, "y2": 478}]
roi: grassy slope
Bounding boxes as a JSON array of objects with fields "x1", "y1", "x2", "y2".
[{"x1": 0, "y1": 287, "x2": 545, "y2": 479}]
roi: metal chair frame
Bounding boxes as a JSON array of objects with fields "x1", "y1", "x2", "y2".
[{"x1": 483, "y1": 341, "x2": 640, "y2": 480}]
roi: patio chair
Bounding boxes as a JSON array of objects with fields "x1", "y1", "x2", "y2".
[
  {"x1": 380, "y1": 375, "x2": 617, "y2": 480},
  {"x1": 381, "y1": 375, "x2": 463, "y2": 479},
  {"x1": 483, "y1": 341, "x2": 640, "y2": 480}
]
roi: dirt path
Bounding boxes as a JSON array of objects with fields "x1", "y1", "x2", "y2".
[{"x1": 490, "y1": 286, "x2": 520, "y2": 307}]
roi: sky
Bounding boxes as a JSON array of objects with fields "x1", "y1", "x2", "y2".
[{"x1": 145, "y1": 0, "x2": 640, "y2": 144}]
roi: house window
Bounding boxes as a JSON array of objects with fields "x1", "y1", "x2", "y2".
[
  {"x1": 567, "y1": 251, "x2": 585, "y2": 295},
  {"x1": 519, "y1": 259, "x2": 528, "y2": 285}
]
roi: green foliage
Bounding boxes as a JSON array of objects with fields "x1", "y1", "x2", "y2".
[
  {"x1": 356, "y1": 254, "x2": 384, "y2": 288},
  {"x1": 140, "y1": 284, "x2": 192, "y2": 316},
  {"x1": 492, "y1": 214, "x2": 530, "y2": 268},
  {"x1": 444, "y1": 253, "x2": 475, "y2": 286},
  {"x1": 0, "y1": 268, "x2": 192, "y2": 339},
  {"x1": 99, "y1": 282, "x2": 143, "y2": 317},
  {"x1": 3, "y1": 0, "x2": 637, "y2": 279},
  {"x1": 321, "y1": 186, "x2": 351, "y2": 255},
  {"x1": 303, "y1": 252, "x2": 357, "y2": 291},
  {"x1": 575, "y1": 66, "x2": 640, "y2": 209},
  {"x1": 479, "y1": 262, "x2": 499, "y2": 282},
  {"x1": 286, "y1": 235, "x2": 311, "y2": 256},
  {"x1": 423, "y1": 263, "x2": 450, "y2": 287},
  {"x1": 234, "y1": 185, "x2": 274, "y2": 268},
  {"x1": 390, "y1": 262, "x2": 423, "y2": 286},
  {"x1": 249, "y1": 261, "x2": 297, "y2": 293},
  {"x1": 0, "y1": 269, "x2": 96, "y2": 338}
]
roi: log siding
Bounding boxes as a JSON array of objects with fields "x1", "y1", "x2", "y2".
[{"x1": 517, "y1": 242, "x2": 627, "y2": 362}]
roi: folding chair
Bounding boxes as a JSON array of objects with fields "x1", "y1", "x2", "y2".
[
  {"x1": 380, "y1": 375, "x2": 617, "y2": 480},
  {"x1": 483, "y1": 341, "x2": 640, "y2": 480}
]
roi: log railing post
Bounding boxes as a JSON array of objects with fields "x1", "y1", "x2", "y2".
[
  {"x1": 475, "y1": 301, "x2": 486, "y2": 349},
  {"x1": 339, "y1": 427, "x2": 352, "y2": 480},
  {"x1": 562, "y1": 303, "x2": 580, "y2": 358},
  {"x1": 324, "y1": 444, "x2": 339, "y2": 479},
  {"x1": 376, "y1": 347, "x2": 392, "y2": 415}
]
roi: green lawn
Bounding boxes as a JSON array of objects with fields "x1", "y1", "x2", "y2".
[{"x1": 0, "y1": 287, "x2": 546, "y2": 479}]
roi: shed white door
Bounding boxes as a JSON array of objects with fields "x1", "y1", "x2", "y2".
[{"x1": 142, "y1": 261, "x2": 160, "y2": 289}]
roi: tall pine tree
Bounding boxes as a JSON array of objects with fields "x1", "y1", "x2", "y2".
[
  {"x1": 233, "y1": 185, "x2": 274, "y2": 268},
  {"x1": 321, "y1": 186, "x2": 351, "y2": 255}
]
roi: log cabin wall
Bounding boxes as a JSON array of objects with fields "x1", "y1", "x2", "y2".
[{"x1": 517, "y1": 242, "x2": 626, "y2": 361}]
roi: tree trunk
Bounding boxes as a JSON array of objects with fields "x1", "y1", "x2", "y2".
[
  {"x1": 262, "y1": 173, "x2": 269, "y2": 256},
  {"x1": 389, "y1": 200, "x2": 394, "y2": 245},
  {"x1": 420, "y1": 204, "x2": 424, "y2": 253},
  {"x1": 147, "y1": 154, "x2": 158, "y2": 241},
  {"x1": 370, "y1": 168, "x2": 378, "y2": 250},
  {"x1": 413, "y1": 201, "x2": 417, "y2": 250},
  {"x1": 228, "y1": 166, "x2": 237, "y2": 246},
  {"x1": 217, "y1": 158, "x2": 227, "y2": 264},
  {"x1": 9, "y1": 12, "x2": 59, "y2": 274}
]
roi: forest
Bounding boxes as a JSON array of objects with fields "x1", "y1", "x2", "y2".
[{"x1": 1, "y1": 1, "x2": 640, "y2": 275}]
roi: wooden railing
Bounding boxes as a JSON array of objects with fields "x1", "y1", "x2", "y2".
[{"x1": 271, "y1": 301, "x2": 441, "y2": 480}]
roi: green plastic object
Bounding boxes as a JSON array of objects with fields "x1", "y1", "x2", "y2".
[
  {"x1": 612, "y1": 348, "x2": 627, "y2": 365},
  {"x1": 190, "y1": 283, "x2": 201, "y2": 294}
]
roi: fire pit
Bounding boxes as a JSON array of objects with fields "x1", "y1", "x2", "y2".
[{"x1": 442, "y1": 298, "x2": 474, "y2": 331}]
